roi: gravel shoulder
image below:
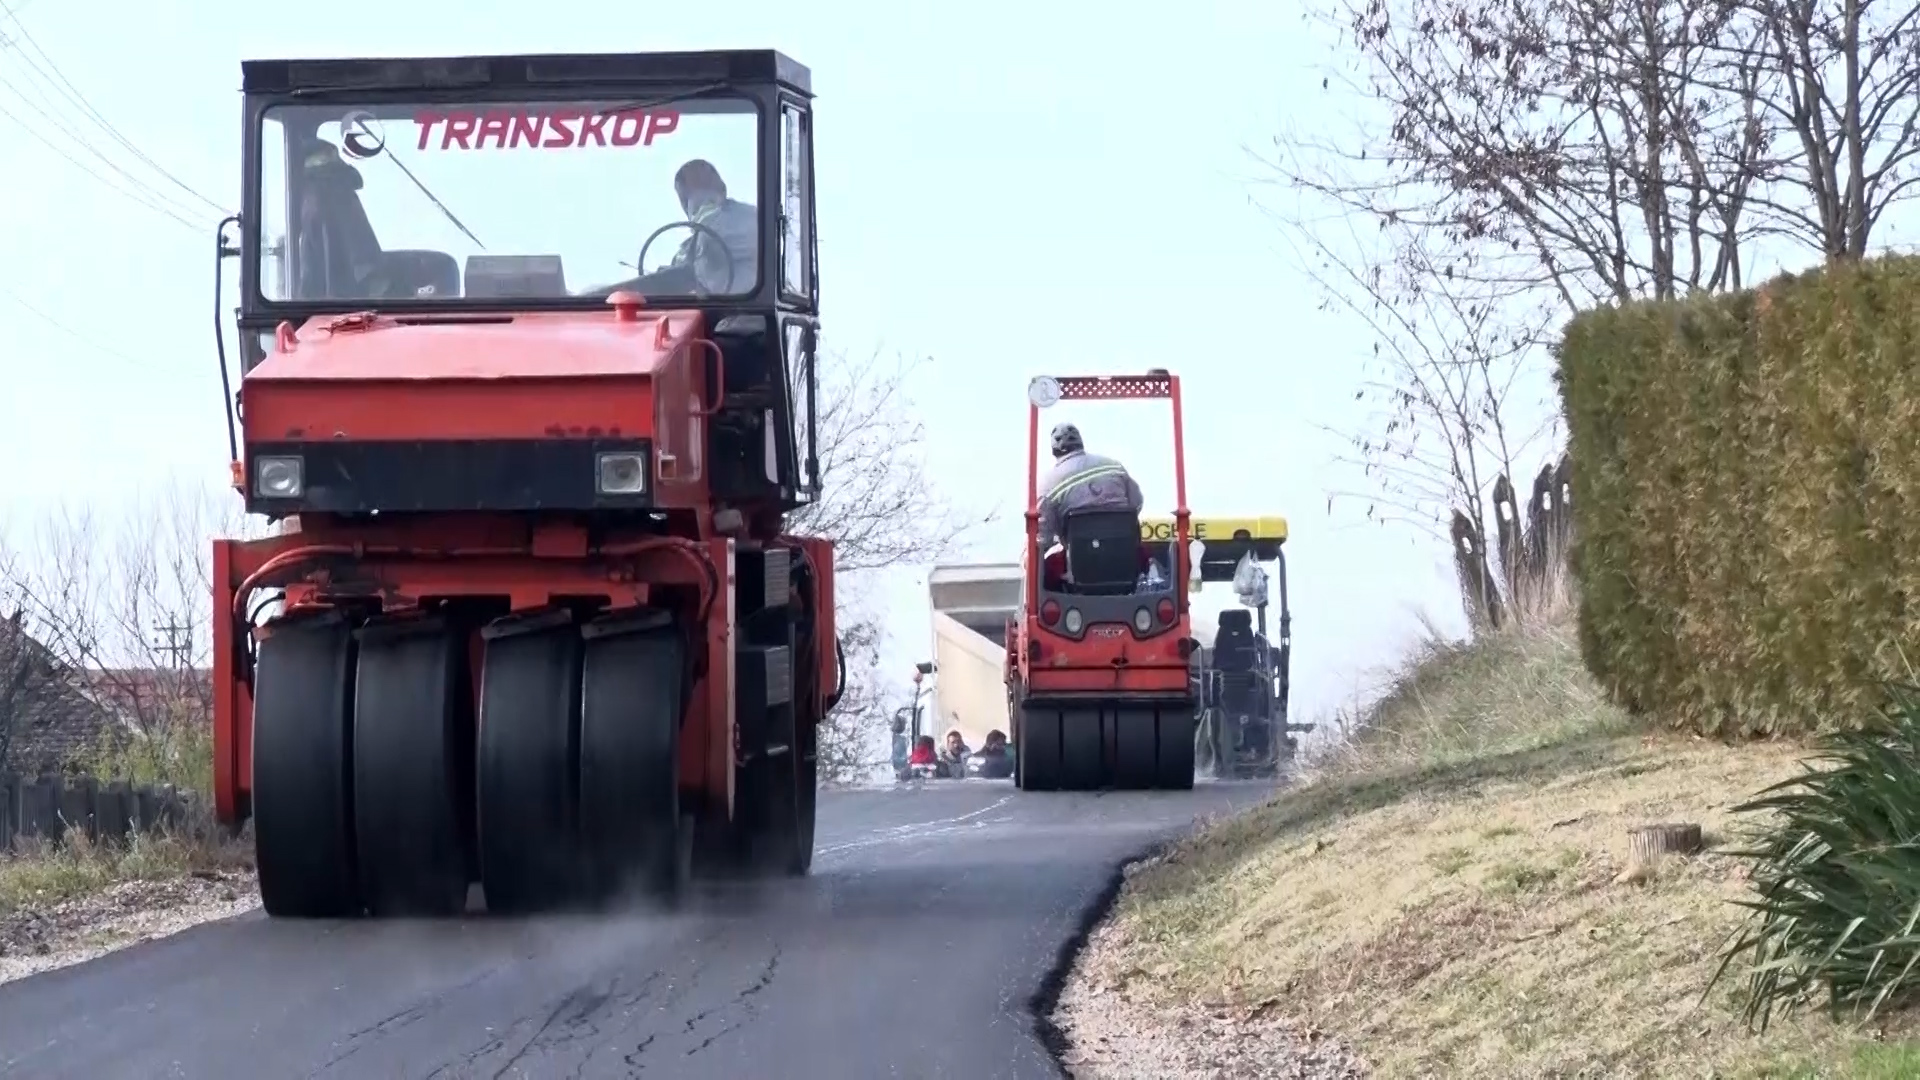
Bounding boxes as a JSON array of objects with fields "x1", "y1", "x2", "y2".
[
  {"x1": 1054, "y1": 912, "x2": 1366, "y2": 1080},
  {"x1": 0, "y1": 868, "x2": 257, "y2": 985}
]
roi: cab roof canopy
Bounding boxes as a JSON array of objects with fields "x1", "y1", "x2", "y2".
[{"x1": 240, "y1": 49, "x2": 811, "y2": 97}]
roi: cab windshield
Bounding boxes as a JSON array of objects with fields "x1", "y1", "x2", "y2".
[{"x1": 256, "y1": 96, "x2": 761, "y2": 304}]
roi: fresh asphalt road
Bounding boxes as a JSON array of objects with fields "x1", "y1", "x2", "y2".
[{"x1": 0, "y1": 780, "x2": 1272, "y2": 1080}]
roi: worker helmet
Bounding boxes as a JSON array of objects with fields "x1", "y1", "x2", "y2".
[{"x1": 1050, "y1": 423, "x2": 1084, "y2": 457}]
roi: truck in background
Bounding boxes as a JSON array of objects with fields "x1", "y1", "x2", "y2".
[{"x1": 925, "y1": 562, "x2": 1022, "y2": 753}]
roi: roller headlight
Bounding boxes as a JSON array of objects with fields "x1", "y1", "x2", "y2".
[
  {"x1": 1133, "y1": 607, "x2": 1153, "y2": 633},
  {"x1": 255, "y1": 456, "x2": 304, "y2": 499},
  {"x1": 596, "y1": 451, "x2": 648, "y2": 495},
  {"x1": 1063, "y1": 608, "x2": 1084, "y2": 634}
]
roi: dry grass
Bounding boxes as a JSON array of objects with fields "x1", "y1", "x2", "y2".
[
  {"x1": 0, "y1": 708, "x2": 244, "y2": 923},
  {"x1": 0, "y1": 826, "x2": 257, "y2": 985},
  {"x1": 0, "y1": 822, "x2": 250, "y2": 917},
  {"x1": 0, "y1": 712, "x2": 243, "y2": 919},
  {"x1": 1063, "y1": 613, "x2": 1920, "y2": 1078}
]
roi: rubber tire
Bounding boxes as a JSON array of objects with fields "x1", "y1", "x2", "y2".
[
  {"x1": 1011, "y1": 700, "x2": 1027, "y2": 788},
  {"x1": 1155, "y1": 706, "x2": 1197, "y2": 790},
  {"x1": 352, "y1": 617, "x2": 472, "y2": 918},
  {"x1": 746, "y1": 703, "x2": 809, "y2": 877},
  {"x1": 745, "y1": 623, "x2": 811, "y2": 878},
  {"x1": 252, "y1": 614, "x2": 361, "y2": 919},
  {"x1": 477, "y1": 620, "x2": 585, "y2": 915},
  {"x1": 786, "y1": 709, "x2": 819, "y2": 876},
  {"x1": 784, "y1": 618, "x2": 821, "y2": 876},
  {"x1": 1018, "y1": 706, "x2": 1061, "y2": 792},
  {"x1": 1059, "y1": 707, "x2": 1104, "y2": 791},
  {"x1": 578, "y1": 622, "x2": 685, "y2": 905},
  {"x1": 1113, "y1": 707, "x2": 1159, "y2": 790}
]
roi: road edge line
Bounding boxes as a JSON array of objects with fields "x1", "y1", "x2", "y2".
[{"x1": 1027, "y1": 839, "x2": 1164, "y2": 1078}]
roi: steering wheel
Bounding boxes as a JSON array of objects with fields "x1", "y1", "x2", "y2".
[{"x1": 636, "y1": 219, "x2": 738, "y2": 295}]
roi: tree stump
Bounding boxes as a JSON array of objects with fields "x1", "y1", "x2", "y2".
[{"x1": 1616, "y1": 823, "x2": 1702, "y2": 885}]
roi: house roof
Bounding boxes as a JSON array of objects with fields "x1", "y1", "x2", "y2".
[
  {"x1": 84, "y1": 667, "x2": 212, "y2": 727},
  {"x1": 0, "y1": 617, "x2": 120, "y2": 774}
]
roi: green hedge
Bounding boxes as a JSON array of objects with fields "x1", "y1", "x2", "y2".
[{"x1": 1558, "y1": 256, "x2": 1920, "y2": 737}]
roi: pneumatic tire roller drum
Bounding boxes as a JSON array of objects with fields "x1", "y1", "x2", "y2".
[
  {"x1": 251, "y1": 614, "x2": 361, "y2": 919},
  {"x1": 1014, "y1": 704, "x2": 1195, "y2": 791},
  {"x1": 252, "y1": 607, "x2": 700, "y2": 919},
  {"x1": 252, "y1": 612, "x2": 481, "y2": 919},
  {"x1": 577, "y1": 615, "x2": 690, "y2": 904},
  {"x1": 476, "y1": 611, "x2": 691, "y2": 914},
  {"x1": 352, "y1": 616, "x2": 474, "y2": 918},
  {"x1": 475, "y1": 615, "x2": 589, "y2": 914}
]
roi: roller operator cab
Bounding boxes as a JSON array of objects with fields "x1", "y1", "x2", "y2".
[
  {"x1": 1007, "y1": 372, "x2": 1199, "y2": 792},
  {"x1": 211, "y1": 50, "x2": 836, "y2": 919}
]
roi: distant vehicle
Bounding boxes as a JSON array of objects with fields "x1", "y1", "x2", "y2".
[
  {"x1": 1164, "y1": 517, "x2": 1314, "y2": 778},
  {"x1": 1006, "y1": 372, "x2": 1198, "y2": 792}
]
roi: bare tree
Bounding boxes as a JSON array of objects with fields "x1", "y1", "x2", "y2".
[
  {"x1": 1716, "y1": 0, "x2": 1920, "y2": 258},
  {"x1": 1259, "y1": 0, "x2": 1866, "y2": 629},
  {"x1": 787, "y1": 350, "x2": 977, "y2": 573},
  {"x1": 787, "y1": 350, "x2": 981, "y2": 784},
  {"x1": 1292, "y1": 211, "x2": 1555, "y2": 542},
  {"x1": 1271, "y1": 0, "x2": 1920, "y2": 342},
  {"x1": 1271, "y1": 0, "x2": 1774, "y2": 312},
  {"x1": 3, "y1": 483, "x2": 247, "y2": 740},
  {"x1": 812, "y1": 616, "x2": 892, "y2": 785}
]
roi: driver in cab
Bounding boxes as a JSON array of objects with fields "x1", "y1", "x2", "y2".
[{"x1": 656, "y1": 158, "x2": 757, "y2": 294}]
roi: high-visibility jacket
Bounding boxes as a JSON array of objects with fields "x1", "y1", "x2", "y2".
[{"x1": 1036, "y1": 451, "x2": 1144, "y2": 548}]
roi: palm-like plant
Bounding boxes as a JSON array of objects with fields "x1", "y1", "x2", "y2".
[{"x1": 1711, "y1": 683, "x2": 1920, "y2": 1031}]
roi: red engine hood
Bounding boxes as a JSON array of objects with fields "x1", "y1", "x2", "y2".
[{"x1": 241, "y1": 309, "x2": 703, "y2": 442}]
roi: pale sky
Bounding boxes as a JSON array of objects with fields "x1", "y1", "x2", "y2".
[{"x1": 0, "y1": 0, "x2": 1546, "y2": 723}]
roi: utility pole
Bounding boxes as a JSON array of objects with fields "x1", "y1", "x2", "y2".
[{"x1": 155, "y1": 622, "x2": 194, "y2": 669}]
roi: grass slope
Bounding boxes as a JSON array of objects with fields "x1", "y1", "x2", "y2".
[{"x1": 1061, "y1": 618, "x2": 1920, "y2": 1078}]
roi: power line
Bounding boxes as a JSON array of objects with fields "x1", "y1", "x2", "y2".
[
  {"x1": 0, "y1": 3, "x2": 219, "y2": 376},
  {"x1": 0, "y1": 57, "x2": 208, "y2": 216},
  {"x1": 0, "y1": 87, "x2": 207, "y2": 230},
  {"x1": 0, "y1": 0, "x2": 225, "y2": 217},
  {"x1": 0, "y1": 286, "x2": 141, "y2": 367}
]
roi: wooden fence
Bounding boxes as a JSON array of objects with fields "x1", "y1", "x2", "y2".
[
  {"x1": 1452, "y1": 454, "x2": 1574, "y2": 633},
  {"x1": 0, "y1": 770, "x2": 195, "y2": 850}
]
